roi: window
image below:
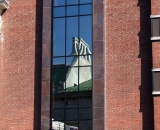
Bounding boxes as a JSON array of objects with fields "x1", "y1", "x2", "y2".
[
  {"x1": 151, "y1": 15, "x2": 160, "y2": 40},
  {"x1": 51, "y1": 0, "x2": 92, "y2": 129},
  {"x1": 152, "y1": 68, "x2": 160, "y2": 95}
]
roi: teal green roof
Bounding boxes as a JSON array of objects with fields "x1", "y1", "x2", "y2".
[{"x1": 57, "y1": 79, "x2": 92, "y2": 93}]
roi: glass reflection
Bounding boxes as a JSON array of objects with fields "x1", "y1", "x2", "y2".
[
  {"x1": 52, "y1": 1, "x2": 92, "y2": 129},
  {"x1": 66, "y1": 56, "x2": 78, "y2": 66},
  {"x1": 79, "y1": 108, "x2": 92, "y2": 120},
  {"x1": 67, "y1": 0, "x2": 78, "y2": 5},
  {"x1": 52, "y1": 109, "x2": 65, "y2": 121},
  {"x1": 66, "y1": 17, "x2": 78, "y2": 56},
  {"x1": 53, "y1": 57, "x2": 65, "y2": 65},
  {"x1": 54, "y1": 0, "x2": 65, "y2": 6},
  {"x1": 66, "y1": 109, "x2": 78, "y2": 120},
  {"x1": 67, "y1": 6, "x2": 78, "y2": 16},
  {"x1": 80, "y1": 0, "x2": 91, "y2": 4},
  {"x1": 53, "y1": 18, "x2": 65, "y2": 56},
  {"x1": 80, "y1": 16, "x2": 92, "y2": 53},
  {"x1": 80, "y1": 4, "x2": 92, "y2": 15},
  {"x1": 79, "y1": 121, "x2": 92, "y2": 130},
  {"x1": 54, "y1": 7, "x2": 65, "y2": 17}
]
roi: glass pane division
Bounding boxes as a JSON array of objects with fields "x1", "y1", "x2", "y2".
[
  {"x1": 79, "y1": 120, "x2": 92, "y2": 130},
  {"x1": 80, "y1": 0, "x2": 92, "y2": 4},
  {"x1": 66, "y1": 17, "x2": 78, "y2": 56},
  {"x1": 67, "y1": 0, "x2": 78, "y2": 5},
  {"x1": 80, "y1": 16, "x2": 92, "y2": 54},
  {"x1": 54, "y1": 7, "x2": 65, "y2": 17},
  {"x1": 66, "y1": 109, "x2": 78, "y2": 120},
  {"x1": 53, "y1": 18, "x2": 65, "y2": 56},
  {"x1": 80, "y1": 4, "x2": 92, "y2": 15},
  {"x1": 67, "y1": 6, "x2": 78, "y2": 16},
  {"x1": 54, "y1": 0, "x2": 65, "y2": 6}
]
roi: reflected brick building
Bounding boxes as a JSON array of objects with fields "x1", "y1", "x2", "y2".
[{"x1": 0, "y1": 0, "x2": 160, "y2": 130}]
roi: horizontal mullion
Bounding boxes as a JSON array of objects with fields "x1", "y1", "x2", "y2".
[
  {"x1": 53, "y1": 119, "x2": 92, "y2": 122},
  {"x1": 53, "y1": 3, "x2": 92, "y2": 7},
  {"x1": 52, "y1": 54, "x2": 92, "y2": 58},
  {"x1": 52, "y1": 107, "x2": 92, "y2": 109},
  {"x1": 53, "y1": 14, "x2": 91, "y2": 18}
]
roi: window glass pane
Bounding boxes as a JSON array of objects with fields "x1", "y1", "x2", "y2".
[
  {"x1": 80, "y1": 0, "x2": 91, "y2": 4},
  {"x1": 66, "y1": 56, "x2": 78, "y2": 67},
  {"x1": 65, "y1": 96, "x2": 78, "y2": 108},
  {"x1": 66, "y1": 17, "x2": 78, "y2": 56},
  {"x1": 80, "y1": 16, "x2": 92, "y2": 53},
  {"x1": 79, "y1": 93, "x2": 92, "y2": 107},
  {"x1": 53, "y1": 57, "x2": 65, "y2": 65},
  {"x1": 67, "y1": 6, "x2": 78, "y2": 16},
  {"x1": 65, "y1": 121, "x2": 78, "y2": 129},
  {"x1": 52, "y1": 109, "x2": 65, "y2": 121},
  {"x1": 54, "y1": 0, "x2": 65, "y2": 6},
  {"x1": 67, "y1": 0, "x2": 78, "y2": 5},
  {"x1": 79, "y1": 67, "x2": 92, "y2": 87},
  {"x1": 153, "y1": 71, "x2": 160, "y2": 91},
  {"x1": 79, "y1": 108, "x2": 92, "y2": 120},
  {"x1": 66, "y1": 67, "x2": 78, "y2": 88},
  {"x1": 53, "y1": 18, "x2": 65, "y2": 56},
  {"x1": 79, "y1": 120, "x2": 92, "y2": 130},
  {"x1": 66, "y1": 109, "x2": 78, "y2": 120},
  {"x1": 79, "y1": 55, "x2": 92, "y2": 66},
  {"x1": 54, "y1": 7, "x2": 65, "y2": 17},
  {"x1": 80, "y1": 4, "x2": 92, "y2": 15},
  {"x1": 152, "y1": 18, "x2": 160, "y2": 37},
  {"x1": 52, "y1": 67, "x2": 66, "y2": 94}
]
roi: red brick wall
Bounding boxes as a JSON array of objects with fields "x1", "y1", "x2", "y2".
[
  {"x1": 106, "y1": 0, "x2": 154, "y2": 129},
  {"x1": 0, "y1": 0, "x2": 42, "y2": 129},
  {"x1": 151, "y1": 0, "x2": 160, "y2": 15}
]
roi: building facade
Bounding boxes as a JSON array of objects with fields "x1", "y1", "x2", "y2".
[{"x1": 0, "y1": 0, "x2": 160, "y2": 130}]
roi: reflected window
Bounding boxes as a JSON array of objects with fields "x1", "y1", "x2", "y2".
[{"x1": 52, "y1": 1, "x2": 92, "y2": 130}]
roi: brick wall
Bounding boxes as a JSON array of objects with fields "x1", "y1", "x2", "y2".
[
  {"x1": 106, "y1": 0, "x2": 154, "y2": 129},
  {"x1": 0, "y1": 0, "x2": 42, "y2": 129}
]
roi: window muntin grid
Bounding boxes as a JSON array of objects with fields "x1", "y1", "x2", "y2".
[{"x1": 52, "y1": 0, "x2": 92, "y2": 130}]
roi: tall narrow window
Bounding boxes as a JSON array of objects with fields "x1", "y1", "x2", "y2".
[{"x1": 52, "y1": 0, "x2": 92, "y2": 130}]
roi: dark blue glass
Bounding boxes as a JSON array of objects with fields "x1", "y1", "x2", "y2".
[
  {"x1": 67, "y1": 6, "x2": 78, "y2": 16},
  {"x1": 53, "y1": 57, "x2": 65, "y2": 65},
  {"x1": 80, "y1": 0, "x2": 91, "y2": 4},
  {"x1": 67, "y1": 0, "x2": 78, "y2": 5},
  {"x1": 80, "y1": 16, "x2": 92, "y2": 53},
  {"x1": 80, "y1": 4, "x2": 92, "y2": 15},
  {"x1": 66, "y1": 17, "x2": 78, "y2": 56},
  {"x1": 53, "y1": 18, "x2": 65, "y2": 56},
  {"x1": 54, "y1": 0, "x2": 65, "y2": 6},
  {"x1": 54, "y1": 7, "x2": 65, "y2": 17}
]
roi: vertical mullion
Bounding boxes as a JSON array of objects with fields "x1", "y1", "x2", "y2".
[
  {"x1": 50, "y1": 0, "x2": 54, "y2": 129},
  {"x1": 64, "y1": 0, "x2": 67, "y2": 128},
  {"x1": 78, "y1": 0, "x2": 80, "y2": 128}
]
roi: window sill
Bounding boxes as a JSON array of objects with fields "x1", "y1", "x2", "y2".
[
  {"x1": 152, "y1": 91, "x2": 160, "y2": 95},
  {"x1": 150, "y1": 36, "x2": 160, "y2": 41}
]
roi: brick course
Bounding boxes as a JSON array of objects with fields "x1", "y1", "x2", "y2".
[
  {"x1": 0, "y1": 0, "x2": 42, "y2": 129},
  {"x1": 106, "y1": 0, "x2": 154, "y2": 129}
]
